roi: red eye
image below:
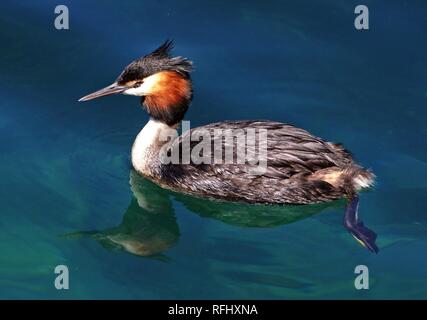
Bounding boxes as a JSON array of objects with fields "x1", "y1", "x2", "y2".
[{"x1": 134, "y1": 81, "x2": 143, "y2": 88}]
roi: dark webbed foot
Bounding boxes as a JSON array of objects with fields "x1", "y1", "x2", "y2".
[{"x1": 344, "y1": 195, "x2": 379, "y2": 254}]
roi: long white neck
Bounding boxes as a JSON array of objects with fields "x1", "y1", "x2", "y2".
[{"x1": 131, "y1": 118, "x2": 177, "y2": 177}]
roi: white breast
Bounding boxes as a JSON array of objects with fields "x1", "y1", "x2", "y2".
[{"x1": 131, "y1": 119, "x2": 177, "y2": 176}]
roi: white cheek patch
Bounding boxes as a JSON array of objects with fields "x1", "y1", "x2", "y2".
[
  {"x1": 123, "y1": 85, "x2": 146, "y2": 96},
  {"x1": 123, "y1": 73, "x2": 161, "y2": 96}
]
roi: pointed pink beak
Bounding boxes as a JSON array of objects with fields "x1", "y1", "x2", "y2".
[{"x1": 78, "y1": 83, "x2": 128, "y2": 102}]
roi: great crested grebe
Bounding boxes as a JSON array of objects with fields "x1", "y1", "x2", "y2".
[{"x1": 79, "y1": 40, "x2": 378, "y2": 253}]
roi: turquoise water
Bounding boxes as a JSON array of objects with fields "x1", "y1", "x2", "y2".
[{"x1": 1, "y1": 0, "x2": 427, "y2": 299}]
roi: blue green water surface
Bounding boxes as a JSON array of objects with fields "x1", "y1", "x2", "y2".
[{"x1": 1, "y1": 0, "x2": 427, "y2": 299}]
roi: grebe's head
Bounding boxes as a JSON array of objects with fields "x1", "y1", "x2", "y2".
[{"x1": 79, "y1": 40, "x2": 193, "y2": 126}]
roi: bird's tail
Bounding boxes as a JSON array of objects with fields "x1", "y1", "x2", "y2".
[
  {"x1": 349, "y1": 166, "x2": 376, "y2": 191},
  {"x1": 308, "y1": 165, "x2": 375, "y2": 194}
]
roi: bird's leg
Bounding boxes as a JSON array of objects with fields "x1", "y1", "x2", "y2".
[{"x1": 343, "y1": 195, "x2": 379, "y2": 253}]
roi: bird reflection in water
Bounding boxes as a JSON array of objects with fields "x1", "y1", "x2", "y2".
[{"x1": 67, "y1": 170, "x2": 368, "y2": 258}]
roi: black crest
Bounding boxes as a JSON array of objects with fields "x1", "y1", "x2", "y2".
[
  {"x1": 117, "y1": 40, "x2": 193, "y2": 84},
  {"x1": 146, "y1": 39, "x2": 174, "y2": 59}
]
